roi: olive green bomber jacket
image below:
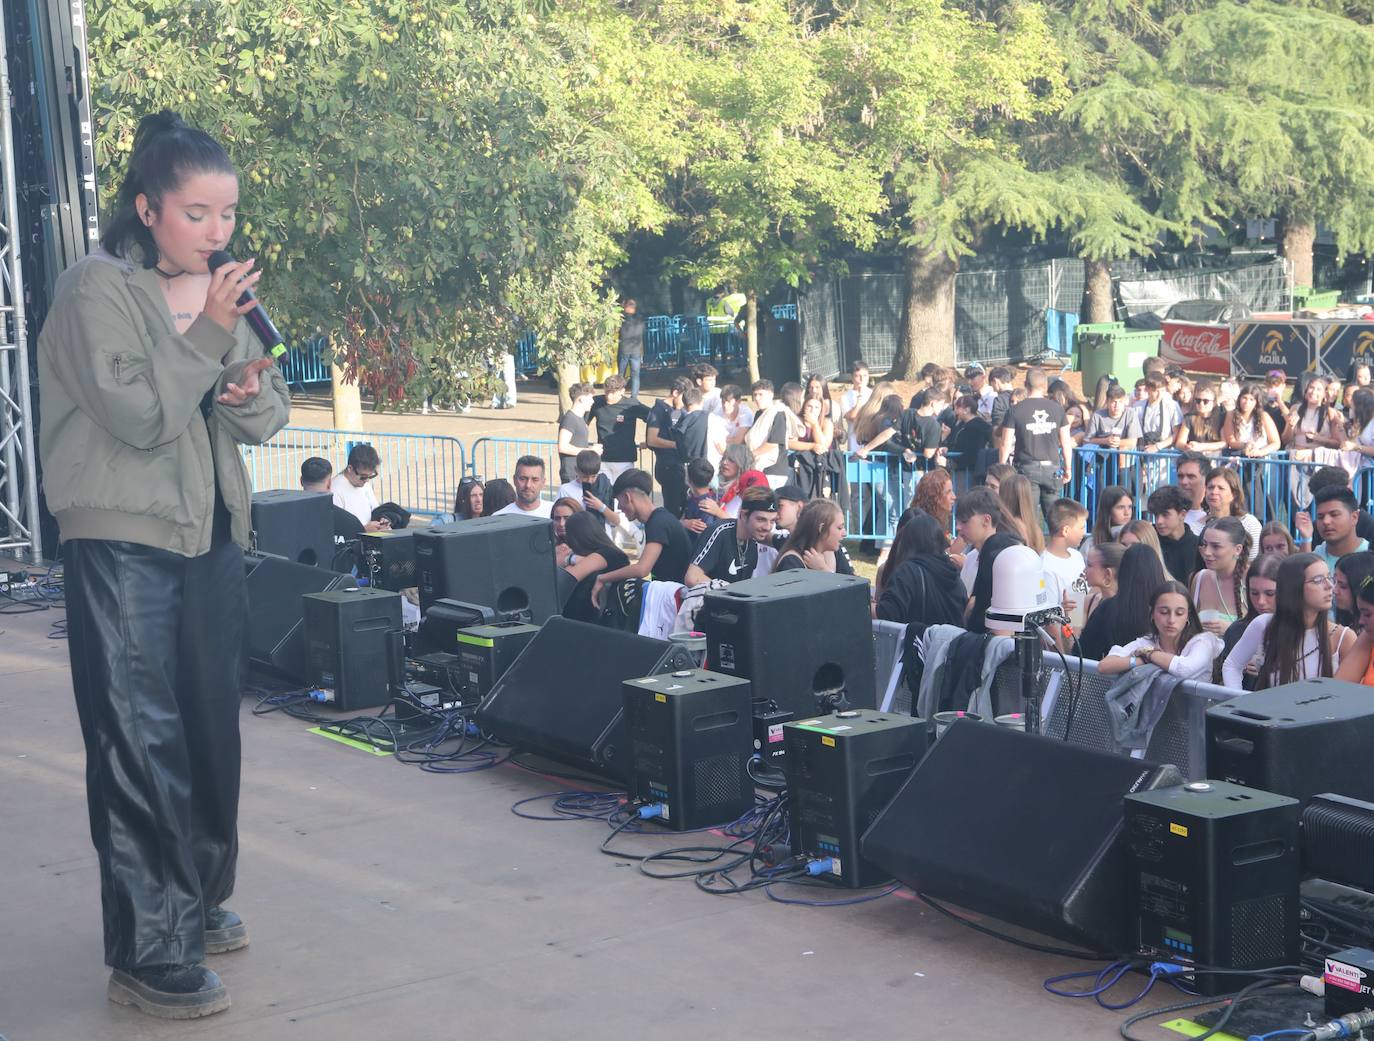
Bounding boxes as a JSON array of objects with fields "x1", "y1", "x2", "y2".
[{"x1": 37, "y1": 250, "x2": 292, "y2": 558}]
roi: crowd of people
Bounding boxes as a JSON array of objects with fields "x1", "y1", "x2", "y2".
[{"x1": 381, "y1": 346, "x2": 1374, "y2": 694}]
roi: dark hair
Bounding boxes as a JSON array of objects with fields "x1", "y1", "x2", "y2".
[
  {"x1": 1350, "y1": 388, "x2": 1374, "y2": 436},
  {"x1": 1147, "y1": 484, "x2": 1191, "y2": 517},
  {"x1": 779, "y1": 382, "x2": 804, "y2": 413},
  {"x1": 481, "y1": 479, "x2": 515, "y2": 515},
  {"x1": 1204, "y1": 466, "x2": 1249, "y2": 517},
  {"x1": 1258, "y1": 520, "x2": 1295, "y2": 555},
  {"x1": 604, "y1": 374, "x2": 626, "y2": 394},
  {"x1": 454, "y1": 476, "x2": 483, "y2": 519},
  {"x1": 739, "y1": 486, "x2": 778, "y2": 514},
  {"x1": 514, "y1": 454, "x2": 545, "y2": 474},
  {"x1": 750, "y1": 379, "x2": 774, "y2": 394},
  {"x1": 300, "y1": 456, "x2": 332, "y2": 486},
  {"x1": 984, "y1": 462, "x2": 1015, "y2": 487},
  {"x1": 101, "y1": 111, "x2": 237, "y2": 267},
  {"x1": 1316, "y1": 485, "x2": 1359, "y2": 513},
  {"x1": 1184, "y1": 381, "x2": 1224, "y2": 440},
  {"x1": 954, "y1": 486, "x2": 1020, "y2": 537},
  {"x1": 1292, "y1": 374, "x2": 1332, "y2": 432},
  {"x1": 988, "y1": 366, "x2": 1012, "y2": 384},
  {"x1": 564, "y1": 510, "x2": 621, "y2": 560},
  {"x1": 1175, "y1": 450, "x2": 1209, "y2": 478},
  {"x1": 611, "y1": 468, "x2": 654, "y2": 499},
  {"x1": 671, "y1": 375, "x2": 692, "y2": 395},
  {"x1": 692, "y1": 363, "x2": 719, "y2": 381},
  {"x1": 1116, "y1": 544, "x2": 1168, "y2": 644},
  {"x1": 347, "y1": 443, "x2": 380, "y2": 471},
  {"x1": 954, "y1": 393, "x2": 978, "y2": 412},
  {"x1": 687, "y1": 458, "x2": 715, "y2": 488},
  {"x1": 875, "y1": 511, "x2": 949, "y2": 600},
  {"x1": 1048, "y1": 497, "x2": 1087, "y2": 535},
  {"x1": 1260, "y1": 552, "x2": 1333, "y2": 688},
  {"x1": 778, "y1": 499, "x2": 843, "y2": 559},
  {"x1": 1086, "y1": 540, "x2": 1126, "y2": 574},
  {"x1": 568, "y1": 382, "x2": 593, "y2": 401},
  {"x1": 1149, "y1": 580, "x2": 1203, "y2": 652},
  {"x1": 1309, "y1": 466, "x2": 1353, "y2": 497},
  {"x1": 575, "y1": 449, "x2": 601, "y2": 476},
  {"x1": 851, "y1": 359, "x2": 870, "y2": 374},
  {"x1": 1093, "y1": 485, "x2": 1133, "y2": 547},
  {"x1": 721, "y1": 384, "x2": 743, "y2": 403},
  {"x1": 1335, "y1": 551, "x2": 1374, "y2": 629},
  {"x1": 1104, "y1": 383, "x2": 1127, "y2": 401},
  {"x1": 1202, "y1": 516, "x2": 1251, "y2": 623},
  {"x1": 1142, "y1": 356, "x2": 1168, "y2": 376},
  {"x1": 680, "y1": 386, "x2": 703, "y2": 407}
]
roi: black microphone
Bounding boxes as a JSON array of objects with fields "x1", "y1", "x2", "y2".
[{"x1": 207, "y1": 250, "x2": 286, "y2": 358}]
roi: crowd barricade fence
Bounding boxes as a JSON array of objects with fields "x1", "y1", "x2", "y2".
[{"x1": 240, "y1": 427, "x2": 465, "y2": 520}]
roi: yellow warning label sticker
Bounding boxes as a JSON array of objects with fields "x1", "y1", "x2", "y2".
[
  {"x1": 1170, "y1": 823, "x2": 1188, "y2": 837},
  {"x1": 655, "y1": 693, "x2": 667, "y2": 703},
  {"x1": 821, "y1": 736, "x2": 836, "y2": 747}
]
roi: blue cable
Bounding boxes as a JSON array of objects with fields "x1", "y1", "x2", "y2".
[
  {"x1": 1248, "y1": 1032, "x2": 1317, "y2": 1041},
  {"x1": 1044, "y1": 962, "x2": 1192, "y2": 1010},
  {"x1": 765, "y1": 882, "x2": 900, "y2": 907}
]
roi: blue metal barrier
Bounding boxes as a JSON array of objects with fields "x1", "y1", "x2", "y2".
[
  {"x1": 515, "y1": 332, "x2": 540, "y2": 377},
  {"x1": 844, "y1": 450, "x2": 933, "y2": 543},
  {"x1": 278, "y1": 336, "x2": 331, "y2": 387},
  {"x1": 240, "y1": 427, "x2": 465, "y2": 519},
  {"x1": 468, "y1": 438, "x2": 562, "y2": 500},
  {"x1": 1070, "y1": 445, "x2": 1327, "y2": 532}
]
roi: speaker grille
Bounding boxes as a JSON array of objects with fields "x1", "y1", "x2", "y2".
[
  {"x1": 1230, "y1": 895, "x2": 1287, "y2": 966},
  {"x1": 693, "y1": 753, "x2": 742, "y2": 809}
]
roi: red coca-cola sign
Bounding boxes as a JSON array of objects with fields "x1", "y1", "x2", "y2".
[{"x1": 1162, "y1": 321, "x2": 1231, "y2": 374}]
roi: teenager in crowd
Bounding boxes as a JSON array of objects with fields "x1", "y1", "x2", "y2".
[
  {"x1": 1221, "y1": 382, "x2": 1282, "y2": 462},
  {"x1": 550, "y1": 496, "x2": 583, "y2": 563},
  {"x1": 998, "y1": 474, "x2": 1045, "y2": 554},
  {"x1": 956, "y1": 488, "x2": 1025, "y2": 634},
  {"x1": 1342, "y1": 387, "x2": 1374, "y2": 467},
  {"x1": 1083, "y1": 384, "x2": 1143, "y2": 466},
  {"x1": 1084, "y1": 485, "x2": 1132, "y2": 554},
  {"x1": 1098, "y1": 581, "x2": 1221, "y2": 682},
  {"x1": 1334, "y1": 550, "x2": 1374, "y2": 631},
  {"x1": 1335, "y1": 576, "x2": 1374, "y2": 686},
  {"x1": 431, "y1": 475, "x2": 484, "y2": 525},
  {"x1": 839, "y1": 360, "x2": 873, "y2": 452},
  {"x1": 720, "y1": 384, "x2": 755, "y2": 445},
  {"x1": 1118, "y1": 519, "x2": 1174, "y2": 580},
  {"x1": 1312, "y1": 486, "x2": 1369, "y2": 569},
  {"x1": 944, "y1": 393, "x2": 993, "y2": 489},
  {"x1": 592, "y1": 469, "x2": 693, "y2": 605},
  {"x1": 480, "y1": 479, "x2": 515, "y2": 516},
  {"x1": 1148, "y1": 485, "x2": 1198, "y2": 585},
  {"x1": 1223, "y1": 552, "x2": 1354, "y2": 688},
  {"x1": 749, "y1": 379, "x2": 800, "y2": 491},
  {"x1": 560, "y1": 511, "x2": 633, "y2": 623},
  {"x1": 1219, "y1": 552, "x2": 1283, "y2": 687},
  {"x1": 874, "y1": 510, "x2": 967, "y2": 632},
  {"x1": 588, "y1": 375, "x2": 648, "y2": 484},
  {"x1": 1259, "y1": 521, "x2": 1295, "y2": 556},
  {"x1": 1043, "y1": 498, "x2": 1088, "y2": 619},
  {"x1": 983, "y1": 462, "x2": 1015, "y2": 496},
  {"x1": 1138, "y1": 374, "x2": 1184, "y2": 453},
  {"x1": 1078, "y1": 544, "x2": 1167, "y2": 661},
  {"x1": 1082, "y1": 541, "x2": 1126, "y2": 622},
  {"x1": 791, "y1": 395, "x2": 836, "y2": 500},
  {"x1": 1298, "y1": 466, "x2": 1374, "y2": 550},
  {"x1": 1173, "y1": 379, "x2": 1226, "y2": 454},
  {"x1": 645, "y1": 376, "x2": 690, "y2": 516},
  {"x1": 774, "y1": 499, "x2": 847, "y2": 572},
  {"x1": 1048, "y1": 379, "x2": 1089, "y2": 444},
  {"x1": 1193, "y1": 516, "x2": 1250, "y2": 637},
  {"x1": 683, "y1": 488, "x2": 778, "y2": 586},
  {"x1": 556, "y1": 382, "x2": 600, "y2": 484},
  {"x1": 1284, "y1": 375, "x2": 1346, "y2": 509},
  {"x1": 681, "y1": 458, "x2": 718, "y2": 537},
  {"x1": 999, "y1": 366, "x2": 1074, "y2": 526},
  {"x1": 1203, "y1": 466, "x2": 1262, "y2": 561},
  {"x1": 1262, "y1": 370, "x2": 1290, "y2": 429}
]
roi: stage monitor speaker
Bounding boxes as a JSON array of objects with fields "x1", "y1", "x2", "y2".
[
  {"x1": 784, "y1": 710, "x2": 927, "y2": 887},
  {"x1": 415, "y1": 599, "x2": 498, "y2": 655},
  {"x1": 700, "y1": 571, "x2": 874, "y2": 720},
  {"x1": 1206, "y1": 679, "x2": 1374, "y2": 806},
  {"x1": 861, "y1": 720, "x2": 1184, "y2": 953},
  {"x1": 243, "y1": 551, "x2": 356, "y2": 681},
  {"x1": 250, "y1": 490, "x2": 333, "y2": 567},
  {"x1": 303, "y1": 587, "x2": 404, "y2": 711},
  {"x1": 475, "y1": 616, "x2": 696, "y2": 780},
  {"x1": 414, "y1": 515, "x2": 559, "y2": 620},
  {"x1": 1124, "y1": 780, "x2": 1300, "y2": 994},
  {"x1": 623, "y1": 669, "x2": 754, "y2": 831},
  {"x1": 360, "y1": 530, "x2": 416, "y2": 591}
]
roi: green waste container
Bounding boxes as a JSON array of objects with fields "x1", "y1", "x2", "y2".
[
  {"x1": 1075, "y1": 323, "x2": 1161, "y2": 390},
  {"x1": 1293, "y1": 286, "x2": 1340, "y2": 311}
]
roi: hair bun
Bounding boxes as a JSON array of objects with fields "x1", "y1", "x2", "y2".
[{"x1": 131, "y1": 110, "x2": 187, "y2": 155}]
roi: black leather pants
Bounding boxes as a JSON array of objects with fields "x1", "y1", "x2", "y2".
[{"x1": 63, "y1": 538, "x2": 245, "y2": 970}]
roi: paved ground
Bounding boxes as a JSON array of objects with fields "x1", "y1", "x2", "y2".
[{"x1": 0, "y1": 596, "x2": 1191, "y2": 1041}]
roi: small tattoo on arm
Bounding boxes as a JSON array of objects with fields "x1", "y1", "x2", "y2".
[{"x1": 174, "y1": 312, "x2": 194, "y2": 321}]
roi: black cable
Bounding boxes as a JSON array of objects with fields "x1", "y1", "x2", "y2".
[
  {"x1": 916, "y1": 892, "x2": 1120, "y2": 961},
  {"x1": 1117, "y1": 980, "x2": 1301, "y2": 1041}
]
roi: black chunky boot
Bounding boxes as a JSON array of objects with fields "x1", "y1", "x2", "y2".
[
  {"x1": 107, "y1": 964, "x2": 230, "y2": 1019},
  {"x1": 205, "y1": 906, "x2": 249, "y2": 954}
]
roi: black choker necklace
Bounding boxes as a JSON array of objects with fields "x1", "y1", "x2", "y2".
[{"x1": 154, "y1": 265, "x2": 185, "y2": 280}]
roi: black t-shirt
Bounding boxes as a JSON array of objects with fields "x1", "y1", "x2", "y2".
[
  {"x1": 764, "y1": 413, "x2": 791, "y2": 476},
  {"x1": 770, "y1": 531, "x2": 853, "y2": 574},
  {"x1": 689, "y1": 520, "x2": 758, "y2": 582},
  {"x1": 1001, "y1": 397, "x2": 1067, "y2": 468},
  {"x1": 619, "y1": 315, "x2": 646, "y2": 357},
  {"x1": 900, "y1": 411, "x2": 943, "y2": 456},
  {"x1": 674, "y1": 409, "x2": 711, "y2": 463},
  {"x1": 946, "y1": 417, "x2": 992, "y2": 471},
  {"x1": 643, "y1": 506, "x2": 691, "y2": 582},
  {"x1": 558, "y1": 411, "x2": 590, "y2": 483},
  {"x1": 590, "y1": 395, "x2": 649, "y2": 464},
  {"x1": 563, "y1": 545, "x2": 633, "y2": 623},
  {"x1": 1159, "y1": 528, "x2": 1199, "y2": 585},
  {"x1": 647, "y1": 400, "x2": 684, "y2": 464},
  {"x1": 773, "y1": 553, "x2": 806, "y2": 572},
  {"x1": 968, "y1": 532, "x2": 1020, "y2": 634}
]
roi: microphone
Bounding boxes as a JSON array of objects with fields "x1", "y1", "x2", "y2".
[{"x1": 207, "y1": 250, "x2": 286, "y2": 358}]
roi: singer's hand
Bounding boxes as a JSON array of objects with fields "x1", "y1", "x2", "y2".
[
  {"x1": 217, "y1": 357, "x2": 275, "y2": 406},
  {"x1": 205, "y1": 258, "x2": 261, "y2": 333}
]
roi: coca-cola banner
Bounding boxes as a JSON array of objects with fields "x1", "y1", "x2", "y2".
[
  {"x1": 1231, "y1": 321, "x2": 1316, "y2": 380},
  {"x1": 1316, "y1": 322, "x2": 1374, "y2": 379},
  {"x1": 1161, "y1": 321, "x2": 1230, "y2": 374}
]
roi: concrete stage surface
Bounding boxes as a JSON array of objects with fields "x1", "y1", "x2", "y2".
[{"x1": 0, "y1": 602, "x2": 1183, "y2": 1041}]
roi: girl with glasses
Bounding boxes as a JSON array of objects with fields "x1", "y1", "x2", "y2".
[{"x1": 1222, "y1": 553, "x2": 1355, "y2": 688}]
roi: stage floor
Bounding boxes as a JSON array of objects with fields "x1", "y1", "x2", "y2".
[{"x1": 0, "y1": 603, "x2": 1178, "y2": 1041}]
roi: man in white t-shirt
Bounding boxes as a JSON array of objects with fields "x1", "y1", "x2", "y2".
[
  {"x1": 331, "y1": 442, "x2": 383, "y2": 528},
  {"x1": 1175, "y1": 452, "x2": 1210, "y2": 535},
  {"x1": 839, "y1": 359, "x2": 872, "y2": 453},
  {"x1": 494, "y1": 455, "x2": 555, "y2": 519}
]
